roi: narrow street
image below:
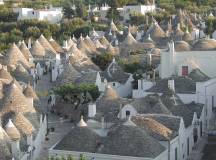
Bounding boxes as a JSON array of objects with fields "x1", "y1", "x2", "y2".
[
  {"x1": 188, "y1": 114, "x2": 216, "y2": 160},
  {"x1": 35, "y1": 73, "x2": 72, "y2": 160}
]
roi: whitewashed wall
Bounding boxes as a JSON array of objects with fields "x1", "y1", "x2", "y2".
[
  {"x1": 107, "y1": 75, "x2": 133, "y2": 98},
  {"x1": 49, "y1": 149, "x2": 168, "y2": 160},
  {"x1": 160, "y1": 48, "x2": 216, "y2": 78}
]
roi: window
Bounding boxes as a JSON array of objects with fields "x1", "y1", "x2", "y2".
[
  {"x1": 175, "y1": 147, "x2": 178, "y2": 160},
  {"x1": 126, "y1": 110, "x2": 130, "y2": 116},
  {"x1": 182, "y1": 66, "x2": 188, "y2": 76}
]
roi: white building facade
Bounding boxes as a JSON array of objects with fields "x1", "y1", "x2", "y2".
[{"x1": 13, "y1": 7, "x2": 63, "y2": 23}]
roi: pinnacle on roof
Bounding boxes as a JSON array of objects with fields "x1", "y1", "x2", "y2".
[
  {"x1": 67, "y1": 37, "x2": 77, "y2": 48},
  {"x1": 91, "y1": 28, "x2": 99, "y2": 37},
  {"x1": 72, "y1": 34, "x2": 77, "y2": 42},
  {"x1": 5, "y1": 119, "x2": 20, "y2": 141},
  {"x1": 77, "y1": 116, "x2": 87, "y2": 127}
]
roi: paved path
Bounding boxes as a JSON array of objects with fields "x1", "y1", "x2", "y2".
[
  {"x1": 35, "y1": 73, "x2": 72, "y2": 159},
  {"x1": 187, "y1": 135, "x2": 208, "y2": 160},
  {"x1": 188, "y1": 114, "x2": 216, "y2": 160}
]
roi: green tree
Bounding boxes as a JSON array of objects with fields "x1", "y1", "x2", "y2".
[
  {"x1": 106, "y1": 7, "x2": 121, "y2": 22},
  {"x1": 63, "y1": 1, "x2": 76, "y2": 19},
  {"x1": 79, "y1": 154, "x2": 87, "y2": 160},
  {"x1": 61, "y1": 18, "x2": 86, "y2": 37},
  {"x1": 9, "y1": 28, "x2": 23, "y2": 42},
  {"x1": 92, "y1": 53, "x2": 113, "y2": 70},
  {"x1": 54, "y1": 83, "x2": 100, "y2": 102},
  {"x1": 107, "y1": 0, "x2": 129, "y2": 7},
  {"x1": 25, "y1": 26, "x2": 41, "y2": 39},
  {"x1": 67, "y1": 155, "x2": 74, "y2": 160},
  {"x1": 130, "y1": 13, "x2": 146, "y2": 25},
  {"x1": 76, "y1": 2, "x2": 88, "y2": 19},
  {"x1": 0, "y1": 6, "x2": 18, "y2": 22}
]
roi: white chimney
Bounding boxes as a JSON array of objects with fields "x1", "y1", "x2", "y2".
[
  {"x1": 28, "y1": 38, "x2": 31, "y2": 49},
  {"x1": 168, "y1": 79, "x2": 175, "y2": 92},
  {"x1": 63, "y1": 40, "x2": 68, "y2": 49},
  {"x1": 148, "y1": 53, "x2": 152, "y2": 66},
  {"x1": 169, "y1": 41, "x2": 175, "y2": 54},
  {"x1": 88, "y1": 103, "x2": 96, "y2": 118}
]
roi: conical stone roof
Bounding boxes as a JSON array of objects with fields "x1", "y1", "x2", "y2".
[
  {"x1": 183, "y1": 33, "x2": 193, "y2": 42},
  {"x1": 68, "y1": 45, "x2": 86, "y2": 62},
  {"x1": 193, "y1": 39, "x2": 216, "y2": 51},
  {"x1": 0, "y1": 68, "x2": 13, "y2": 81},
  {"x1": 95, "y1": 39, "x2": 105, "y2": 49},
  {"x1": 30, "y1": 40, "x2": 46, "y2": 58},
  {"x1": 58, "y1": 63, "x2": 81, "y2": 84},
  {"x1": 49, "y1": 37, "x2": 64, "y2": 53},
  {"x1": 147, "y1": 23, "x2": 166, "y2": 40},
  {"x1": 99, "y1": 36, "x2": 109, "y2": 47},
  {"x1": 77, "y1": 37, "x2": 93, "y2": 55},
  {"x1": 1, "y1": 81, "x2": 36, "y2": 115},
  {"x1": 13, "y1": 64, "x2": 33, "y2": 83},
  {"x1": 106, "y1": 43, "x2": 119, "y2": 56},
  {"x1": 4, "y1": 43, "x2": 30, "y2": 69},
  {"x1": 67, "y1": 37, "x2": 77, "y2": 49},
  {"x1": 38, "y1": 34, "x2": 57, "y2": 55},
  {"x1": 4, "y1": 119, "x2": 20, "y2": 141},
  {"x1": 110, "y1": 19, "x2": 118, "y2": 32},
  {"x1": 175, "y1": 41, "x2": 191, "y2": 52},
  {"x1": 83, "y1": 35, "x2": 97, "y2": 51},
  {"x1": 23, "y1": 83, "x2": 39, "y2": 100},
  {"x1": 123, "y1": 31, "x2": 137, "y2": 46},
  {"x1": 12, "y1": 112, "x2": 35, "y2": 136},
  {"x1": 19, "y1": 41, "x2": 33, "y2": 61},
  {"x1": 0, "y1": 125, "x2": 9, "y2": 141}
]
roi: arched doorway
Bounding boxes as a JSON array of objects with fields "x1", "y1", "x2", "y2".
[{"x1": 193, "y1": 128, "x2": 198, "y2": 143}]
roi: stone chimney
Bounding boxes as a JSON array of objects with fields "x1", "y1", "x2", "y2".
[
  {"x1": 168, "y1": 79, "x2": 175, "y2": 92},
  {"x1": 88, "y1": 103, "x2": 96, "y2": 118}
]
